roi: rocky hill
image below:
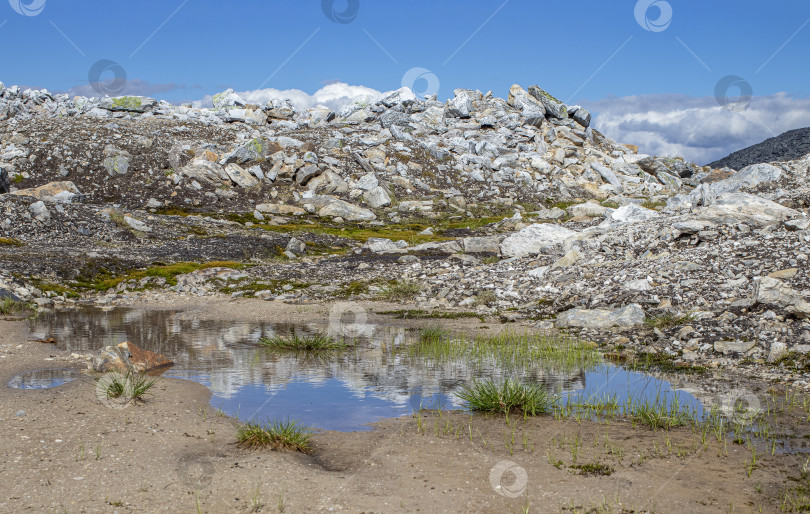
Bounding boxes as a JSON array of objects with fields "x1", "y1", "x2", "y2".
[
  {"x1": 1, "y1": 81, "x2": 809, "y2": 386},
  {"x1": 708, "y1": 126, "x2": 810, "y2": 170}
]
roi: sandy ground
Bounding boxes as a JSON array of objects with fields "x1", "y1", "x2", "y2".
[{"x1": 0, "y1": 299, "x2": 801, "y2": 513}]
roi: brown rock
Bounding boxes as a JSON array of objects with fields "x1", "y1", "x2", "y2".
[
  {"x1": 11, "y1": 181, "x2": 81, "y2": 202},
  {"x1": 93, "y1": 341, "x2": 173, "y2": 374},
  {"x1": 768, "y1": 268, "x2": 798, "y2": 279},
  {"x1": 201, "y1": 150, "x2": 219, "y2": 162}
]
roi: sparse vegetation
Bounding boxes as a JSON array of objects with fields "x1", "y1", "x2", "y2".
[
  {"x1": 473, "y1": 290, "x2": 496, "y2": 307},
  {"x1": 73, "y1": 261, "x2": 245, "y2": 291},
  {"x1": 641, "y1": 199, "x2": 666, "y2": 211},
  {"x1": 337, "y1": 280, "x2": 369, "y2": 298},
  {"x1": 258, "y1": 333, "x2": 347, "y2": 352},
  {"x1": 644, "y1": 312, "x2": 694, "y2": 329},
  {"x1": 98, "y1": 369, "x2": 158, "y2": 405},
  {"x1": 378, "y1": 279, "x2": 422, "y2": 300},
  {"x1": 456, "y1": 379, "x2": 558, "y2": 416},
  {"x1": 0, "y1": 298, "x2": 31, "y2": 315},
  {"x1": 236, "y1": 419, "x2": 313, "y2": 453},
  {"x1": 378, "y1": 309, "x2": 485, "y2": 322},
  {"x1": 569, "y1": 462, "x2": 614, "y2": 476},
  {"x1": 627, "y1": 393, "x2": 696, "y2": 430},
  {"x1": 419, "y1": 325, "x2": 450, "y2": 344},
  {"x1": 0, "y1": 237, "x2": 23, "y2": 246}
]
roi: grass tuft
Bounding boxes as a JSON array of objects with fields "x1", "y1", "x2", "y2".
[
  {"x1": 644, "y1": 312, "x2": 694, "y2": 329},
  {"x1": 0, "y1": 237, "x2": 23, "y2": 246},
  {"x1": 456, "y1": 379, "x2": 557, "y2": 416},
  {"x1": 258, "y1": 333, "x2": 347, "y2": 352},
  {"x1": 236, "y1": 419, "x2": 313, "y2": 453},
  {"x1": 569, "y1": 462, "x2": 614, "y2": 476},
  {"x1": 378, "y1": 280, "x2": 422, "y2": 300},
  {"x1": 0, "y1": 298, "x2": 32, "y2": 315},
  {"x1": 419, "y1": 326, "x2": 450, "y2": 344},
  {"x1": 378, "y1": 309, "x2": 485, "y2": 322},
  {"x1": 99, "y1": 369, "x2": 158, "y2": 404},
  {"x1": 626, "y1": 393, "x2": 696, "y2": 430}
]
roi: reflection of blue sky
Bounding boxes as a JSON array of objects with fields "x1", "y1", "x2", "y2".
[
  {"x1": 565, "y1": 365, "x2": 706, "y2": 417},
  {"x1": 32, "y1": 308, "x2": 708, "y2": 431},
  {"x1": 6, "y1": 368, "x2": 80, "y2": 390}
]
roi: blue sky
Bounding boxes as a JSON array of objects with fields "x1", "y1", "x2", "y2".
[{"x1": 2, "y1": 0, "x2": 809, "y2": 164}]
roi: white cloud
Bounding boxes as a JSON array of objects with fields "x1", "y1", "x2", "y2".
[
  {"x1": 584, "y1": 93, "x2": 810, "y2": 165},
  {"x1": 193, "y1": 82, "x2": 382, "y2": 112}
]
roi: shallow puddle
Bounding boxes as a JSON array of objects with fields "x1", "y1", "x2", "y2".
[
  {"x1": 7, "y1": 368, "x2": 81, "y2": 389},
  {"x1": 29, "y1": 308, "x2": 706, "y2": 431}
]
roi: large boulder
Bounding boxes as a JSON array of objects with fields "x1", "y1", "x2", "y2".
[
  {"x1": 224, "y1": 163, "x2": 260, "y2": 188},
  {"x1": 700, "y1": 193, "x2": 798, "y2": 226},
  {"x1": 599, "y1": 204, "x2": 660, "y2": 228},
  {"x1": 92, "y1": 341, "x2": 173, "y2": 374},
  {"x1": 706, "y1": 163, "x2": 783, "y2": 197},
  {"x1": 256, "y1": 203, "x2": 306, "y2": 216},
  {"x1": 507, "y1": 84, "x2": 546, "y2": 123},
  {"x1": 11, "y1": 181, "x2": 82, "y2": 204},
  {"x1": 753, "y1": 276, "x2": 810, "y2": 318},
  {"x1": 317, "y1": 197, "x2": 376, "y2": 222},
  {"x1": 178, "y1": 159, "x2": 229, "y2": 185},
  {"x1": 99, "y1": 96, "x2": 157, "y2": 113},
  {"x1": 363, "y1": 186, "x2": 391, "y2": 208},
  {"x1": 363, "y1": 238, "x2": 407, "y2": 254},
  {"x1": 555, "y1": 304, "x2": 646, "y2": 329},
  {"x1": 28, "y1": 201, "x2": 50, "y2": 221},
  {"x1": 445, "y1": 90, "x2": 474, "y2": 119},
  {"x1": 212, "y1": 89, "x2": 245, "y2": 109},
  {"x1": 500, "y1": 224, "x2": 579, "y2": 258},
  {"x1": 102, "y1": 146, "x2": 132, "y2": 176},
  {"x1": 590, "y1": 162, "x2": 624, "y2": 192},
  {"x1": 462, "y1": 236, "x2": 501, "y2": 255},
  {"x1": 528, "y1": 85, "x2": 568, "y2": 119}
]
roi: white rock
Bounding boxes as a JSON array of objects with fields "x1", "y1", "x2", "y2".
[
  {"x1": 599, "y1": 204, "x2": 660, "y2": 228},
  {"x1": 556, "y1": 304, "x2": 646, "y2": 329},
  {"x1": 124, "y1": 216, "x2": 152, "y2": 232},
  {"x1": 28, "y1": 201, "x2": 49, "y2": 221},
  {"x1": 753, "y1": 276, "x2": 810, "y2": 318},
  {"x1": 224, "y1": 163, "x2": 260, "y2": 188},
  {"x1": 364, "y1": 186, "x2": 391, "y2": 208},
  {"x1": 701, "y1": 193, "x2": 798, "y2": 226},
  {"x1": 318, "y1": 198, "x2": 376, "y2": 222},
  {"x1": 500, "y1": 224, "x2": 579, "y2": 258}
]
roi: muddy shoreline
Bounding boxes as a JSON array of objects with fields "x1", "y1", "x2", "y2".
[{"x1": 2, "y1": 299, "x2": 807, "y2": 513}]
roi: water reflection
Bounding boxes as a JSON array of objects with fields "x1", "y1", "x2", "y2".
[
  {"x1": 7, "y1": 368, "x2": 81, "y2": 389},
  {"x1": 29, "y1": 308, "x2": 704, "y2": 431}
]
